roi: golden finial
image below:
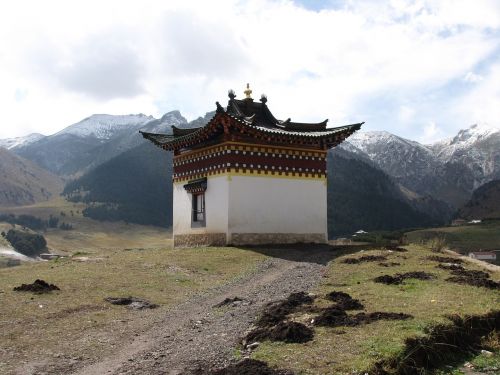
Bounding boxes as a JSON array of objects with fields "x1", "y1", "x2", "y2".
[{"x1": 243, "y1": 83, "x2": 252, "y2": 99}]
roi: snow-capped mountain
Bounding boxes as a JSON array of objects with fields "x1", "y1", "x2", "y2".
[
  {"x1": 342, "y1": 123, "x2": 500, "y2": 208},
  {"x1": 431, "y1": 123, "x2": 500, "y2": 162},
  {"x1": 11, "y1": 111, "x2": 198, "y2": 176},
  {"x1": 55, "y1": 114, "x2": 154, "y2": 140},
  {"x1": 0, "y1": 133, "x2": 45, "y2": 150}
]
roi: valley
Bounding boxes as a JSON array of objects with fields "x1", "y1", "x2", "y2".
[{"x1": 0, "y1": 112, "x2": 499, "y2": 375}]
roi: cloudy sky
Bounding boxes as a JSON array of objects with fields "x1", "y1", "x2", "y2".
[{"x1": 1, "y1": 0, "x2": 499, "y2": 143}]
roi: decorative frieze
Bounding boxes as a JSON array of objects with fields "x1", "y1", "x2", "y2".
[{"x1": 172, "y1": 142, "x2": 327, "y2": 182}]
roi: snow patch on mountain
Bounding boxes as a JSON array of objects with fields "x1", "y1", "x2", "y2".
[
  {"x1": 56, "y1": 114, "x2": 155, "y2": 139},
  {"x1": 139, "y1": 110, "x2": 188, "y2": 134},
  {"x1": 347, "y1": 131, "x2": 435, "y2": 158},
  {"x1": 0, "y1": 133, "x2": 45, "y2": 150},
  {"x1": 430, "y1": 123, "x2": 500, "y2": 162}
]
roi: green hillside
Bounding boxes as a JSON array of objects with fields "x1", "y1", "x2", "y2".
[
  {"x1": 457, "y1": 179, "x2": 500, "y2": 220},
  {"x1": 327, "y1": 152, "x2": 438, "y2": 237},
  {"x1": 63, "y1": 142, "x2": 172, "y2": 227}
]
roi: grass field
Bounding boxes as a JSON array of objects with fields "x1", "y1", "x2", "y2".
[
  {"x1": 0, "y1": 197, "x2": 171, "y2": 254},
  {"x1": 0, "y1": 246, "x2": 268, "y2": 374},
  {"x1": 251, "y1": 244, "x2": 500, "y2": 374},
  {"x1": 406, "y1": 221, "x2": 500, "y2": 265}
]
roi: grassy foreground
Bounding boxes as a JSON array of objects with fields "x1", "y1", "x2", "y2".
[
  {"x1": 0, "y1": 246, "x2": 268, "y2": 374},
  {"x1": 251, "y1": 244, "x2": 500, "y2": 374}
]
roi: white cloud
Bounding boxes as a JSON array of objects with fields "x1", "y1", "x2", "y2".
[
  {"x1": 419, "y1": 121, "x2": 445, "y2": 144},
  {"x1": 463, "y1": 72, "x2": 484, "y2": 83},
  {"x1": 0, "y1": 0, "x2": 499, "y2": 140}
]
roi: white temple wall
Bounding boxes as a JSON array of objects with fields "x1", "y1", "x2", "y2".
[
  {"x1": 227, "y1": 175, "x2": 327, "y2": 244},
  {"x1": 173, "y1": 176, "x2": 229, "y2": 246}
]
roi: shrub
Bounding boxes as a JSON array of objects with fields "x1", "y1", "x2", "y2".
[{"x1": 5, "y1": 229, "x2": 47, "y2": 257}]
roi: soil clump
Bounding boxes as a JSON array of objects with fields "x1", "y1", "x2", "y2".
[
  {"x1": 427, "y1": 255, "x2": 463, "y2": 264},
  {"x1": 104, "y1": 296, "x2": 158, "y2": 310},
  {"x1": 245, "y1": 321, "x2": 314, "y2": 344},
  {"x1": 213, "y1": 297, "x2": 251, "y2": 308},
  {"x1": 314, "y1": 307, "x2": 412, "y2": 327},
  {"x1": 379, "y1": 262, "x2": 401, "y2": 267},
  {"x1": 383, "y1": 245, "x2": 408, "y2": 252},
  {"x1": 207, "y1": 359, "x2": 294, "y2": 375},
  {"x1": 325, "y1": 291, "x2": 364, "y2": 310},
  {"x1": 445, "y1": 268, "x2": 500, "y2": 290},
  {"x1": 342, "y1": 255, "x2": 387, "y2": 264},
  {"x1": 437, "y1": 263, "x2": 464, "y2": 271},
  {"x1": 256, "y1": 291, "x2": 314, "y2": 327},
  {"x1": 374, "y1": 271, "x2": 435, "y2": 285},
  {"x1": 370, "y1": 310, "x2": 500, "y2": 375},
  {"x1": 13, "y1": 279, "x2": 60, "y2": 294}
]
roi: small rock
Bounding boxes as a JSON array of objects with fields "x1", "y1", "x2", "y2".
[
  {"x1": 247, "y1": 342, "x2": 260, "y2": 350},
  {"x1": 481, "y1": 349, "x2": 493, "y2": 357}
]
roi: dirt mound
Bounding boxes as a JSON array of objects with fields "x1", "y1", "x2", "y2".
[
  {"x1": 13, "y1": 279, "x2": 60, "y2": 294},
  {"x1": 246, "y1": 321, "x2": 314, "y2": 344},
  {"x1": 452, "y1": 269, "x2": 491, "y2": 279},
  {"x1": 256, "y1": 292, "x2": 314, "y2": 327},
  {"x1": 210, "y1": 359, "x2": 294, "y2": 375},
  {"x1": 325, "y1": 291, "x2": 364, "y2": 310},
  {"x1": 104, "y1": 296, "x2": 158, "y2": 309},
  {"x1": 370, "y1": 310, "x2": 500, "y2": 375},
  {"x1": 437, "y1": 263, "x2": 464, "y2": 271},
  {"x1": 213, "y1": 297, "x2": 251, "y2": 308},
  {"x1": 426, "y1": 255, "x2": 463, "y2": 264},
  {"x1": 378, "y1": 262, "x2": 401, "y2": 267},
  {"x1": 314, "y1": 307, "x2": 412, "y2": 327},
  {"x1": 446, "y1": 269, "x2": 500, "y2": 290},
  {"x1": 383, "y1": 245, "x2": 408, "y2": 252},
  {"x1": 374, "y1": 271, "x2": 436, "y2": 285},
  {"x1": 342, "y1": 255, "x2": 387, "y2": 264}
]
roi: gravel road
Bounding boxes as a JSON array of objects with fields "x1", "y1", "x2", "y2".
[{"x1": 73, "y1": 246, "x2": 338, "y2": 375}]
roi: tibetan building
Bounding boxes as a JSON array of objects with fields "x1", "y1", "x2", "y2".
[{"x1": 141, "y1": 85, "x2": 363, "y2": 247}]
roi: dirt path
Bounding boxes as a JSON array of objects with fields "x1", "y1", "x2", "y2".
[{"x1": 71, "y1": 246, "x2": 337, "y2": 375}]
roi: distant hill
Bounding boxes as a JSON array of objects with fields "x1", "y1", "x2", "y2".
[
  {"x1": 456, "y1": 179, "x2": 500, "y2": 220},
  {"x1": 327, "y1": 150, "x2": 440, "y2": 237},
  {"x1": 0, "y1": 133, "x2": 45, "y2": 150},
  {"x1": 0, "y1": 148, "x2": 63, "y2": 207},
  {"x1": 343, "y1": 123, "x2": 500, "y2": 208},
  {"x1": 63, "y1": 141, "x2": 172, "y2": 227}
]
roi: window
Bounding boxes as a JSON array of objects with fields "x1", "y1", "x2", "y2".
[
  {"x1": 183, "y1": 177, "x2": 207, "y2": 228},
  {"x1": 192, "y1": 193, "x2": 205, "y2": 226}
]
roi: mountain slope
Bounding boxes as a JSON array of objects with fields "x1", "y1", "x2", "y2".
[
  {"x1": 327, "y1": 150, "x2": 438, "y2": 237},
  {"x1": 342, "y1": 124, "x2": 500, "y2": 208},
  {"x1": 0, "y1": 148, "x2": 63, "y2": 207},
  {"x1": 63, "y1": 142, "x2": 172, "y2": 227},
  {"x1": 13, "y1": 112, "x2": 186, "y2": 176},
  {"x1": 456, "y1": 179, "x2": 500, "y2": 220},
  {"x1": 0, "y1": 133, "x2": 45, "y2": 150}
]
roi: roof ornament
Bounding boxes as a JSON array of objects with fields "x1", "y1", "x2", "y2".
[
  {"x1": 215, "y1": 101, "x2": 225, "y2": 114},
  {"x1": 243, "y1": 83, "x2": 252, "y2": 99},
  {"x1": 228, "y1": 89, "x2": 236, "y2": 100},
  {"x1": 260, "y1": 94, "x2": 267, "y2": 104}
]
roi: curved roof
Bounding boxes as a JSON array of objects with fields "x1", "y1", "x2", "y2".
[{"x1": 141, "y1": 95, "x2": 363, "y2": 151}]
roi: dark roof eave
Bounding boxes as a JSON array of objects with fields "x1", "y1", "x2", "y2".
[{"x1": 140, "y1": 118, "x2": 363, "y2": 150}]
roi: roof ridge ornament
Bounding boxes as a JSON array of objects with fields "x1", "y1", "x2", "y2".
[
  {"x1": 228, "y1": 89, "x2": 236, "y2": 100},
  {"x1": 243, "y1": 83, "x2": 252, "y2": 99}
]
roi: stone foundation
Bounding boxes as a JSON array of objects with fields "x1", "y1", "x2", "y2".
[
  {"x1": 229, "y1": 233, "x2": 326, "y2": 246},
  {"x1": 174, "y1": 233, "x2": 227, "y2": 247}
]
